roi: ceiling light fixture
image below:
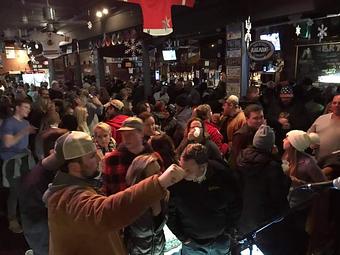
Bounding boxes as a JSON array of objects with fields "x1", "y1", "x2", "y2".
[
  {"x1": 96, "y1": 11, "x2": 103, "y2": 18},
  {"x1": 22, "y1": 15, "x2": 28, "y2": 24},
  {"x1": 102, "y1": 8, "x2": 109, "y2": 15},
  {"x1": 326, "y1": 13, "x2": 340, "y2": 18}
]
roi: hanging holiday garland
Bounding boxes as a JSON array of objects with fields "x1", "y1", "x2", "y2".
[
  {"x1": 85, "y1": 28, "x2": 143, "y2": 58},
  {"x1": 116, "y1": 33, "x2": 123, "y2": 45}
]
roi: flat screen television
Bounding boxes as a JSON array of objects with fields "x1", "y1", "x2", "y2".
[
  {"x1": 162, "y1": 50, "x2": 177, "y2": 61},
  {"x1": 260, "y1": 33, "x2": 281, "y2": 51}
]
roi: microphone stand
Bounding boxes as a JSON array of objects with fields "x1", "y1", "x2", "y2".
[
  {"x1": 236, "y1": 178, "x2": 340, "y2": 254},
  {"x1": 237, "y1": 215, "x2": 285, "y2": 255},
  {"x1": 237, "y1": 192, "x2": 316, "y2": 255}
]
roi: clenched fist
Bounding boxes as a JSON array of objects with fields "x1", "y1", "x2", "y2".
[{"x1": 158, "y1": 164, "x2": 186, "y2": 189}]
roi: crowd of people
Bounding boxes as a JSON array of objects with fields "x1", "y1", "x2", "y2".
[{"x1": 0, "y1": 76, "x2": 339, "y2": 255}]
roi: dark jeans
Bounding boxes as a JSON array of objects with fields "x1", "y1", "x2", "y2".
[
  {"x1": 20, "y1": 213, "x2": 49, "y2": 255},
  {"x1": 4, "y1": 156, "x2": 29, "y2": 220},
  {"x1": 181, "y1": 236, "x2": 230, "y2": 255}
]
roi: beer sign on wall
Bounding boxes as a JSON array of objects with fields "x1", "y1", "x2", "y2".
[{"x1": 248, "y1": 40, "x2": 275, "y2": 61}]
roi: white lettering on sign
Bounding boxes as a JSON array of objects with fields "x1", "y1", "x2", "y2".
[
  {"x1": 250, "y1": 47, "x2": 268, "y2": 53},
  {"x1": 248, "y1": 40, "x2": 275, "y2": 61}
]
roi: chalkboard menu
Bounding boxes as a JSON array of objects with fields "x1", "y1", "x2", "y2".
[{"x1": 296, "y1": 42, "x2": 340, "y2": 82}]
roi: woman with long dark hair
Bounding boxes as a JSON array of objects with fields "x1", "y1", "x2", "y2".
[
  {"x1": 150, "y1": 133, "x2": 177, "y2": 169},
  {"x1": 176, "y1": 117, "x2": 222, "y2": 162},
  {"x1": 283, "y1": 130, "x2": 327, "y2": 254},
  {"x1": 283, "y1": 130, "x2": 325, "y2": 205},
  {"x1": 125, "y1": 153, "x2": 167, "y2": 255}
]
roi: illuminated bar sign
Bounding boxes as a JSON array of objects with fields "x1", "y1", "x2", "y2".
[{"x1": 248, "y1": 40, "x2": 274, "y2": 61}]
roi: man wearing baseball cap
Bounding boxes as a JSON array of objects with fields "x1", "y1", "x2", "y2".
[
  {"x1": 44, "y1": 131, "x2": 186, "y2": 255},
  {"x1": 105, "y1": 99, "x2": 129, "y2": 145},
  {"x1": 265, "y1": 85, "x2": 311, "y2": 154},
  {"x1": 103, "y1": 117, "x2": 153, "y2": 195}
]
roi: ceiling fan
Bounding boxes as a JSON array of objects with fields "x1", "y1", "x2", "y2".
[{"x1": 40, "y1": 0, "x2": 86, "y2": 33}]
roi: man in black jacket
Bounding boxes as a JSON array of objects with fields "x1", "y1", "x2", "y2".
[
  {"x1": 265, "y1": 85, "x2": 311, "y2": 154},
  {"x1": 237, "y1": 125, "x2": 307, "y2": 255},
  {"x1": 168, "y1": 143, "x2": 242, "y2": 255}
]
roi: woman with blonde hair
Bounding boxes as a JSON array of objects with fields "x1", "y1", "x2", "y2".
[
  {"x1": 93, "y1": 122, "x2": 116, "y2": 157},
  {"x1": 74, "y1": 106, "x2": 90, "y2": 135},
  {"x1": 125, "y1": 153, "x2": 167, "y2": 255}
]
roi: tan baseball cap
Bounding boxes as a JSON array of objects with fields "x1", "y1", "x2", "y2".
[
  {"x1": 225, "y1": 95, "x2": 239, "y2": 105},
  {"x1": 118, "y1": 117, "x2": 144, "y2": 132},
  {"x1": 108, "y1": 99, "x2": 124, "y2": 111},
  {"x1": 62, "y1": 131, "x2": 97, "y2": 160}
]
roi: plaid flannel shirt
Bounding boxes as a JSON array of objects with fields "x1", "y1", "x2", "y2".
[{"x1": 102, "y1": 144, "x2": 153, "y2": 195}]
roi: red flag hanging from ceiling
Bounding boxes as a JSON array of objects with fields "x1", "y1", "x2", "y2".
[{"x1": 121, "y1": 0, "x2": 195, "y2": 36}]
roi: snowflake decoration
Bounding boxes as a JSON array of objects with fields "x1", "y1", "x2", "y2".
[
  {"x1": 165, "y1": 39, "x2": 173, "y2": 49},
  {"x1": 87, "y1": 21, "x2": 92, "y2": 30},
  {"x1": 295, "y1": 25, "x2": 301, "y2": 36},
  {"x1": 124, "y1": 39, "x2": 142, "y2": 57},
  {"x1": 317, "y1": 24, "x2": 328, "y2": 42},
  {"x1": 244, "y1": 16, "x2": 252, "y2": 48},
  {"x1": 27, "y1": 45, "x2": 32, "y2": 55},
  {"x1": 30, "y1": 55, "x2": 37, "y2": 63}
]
